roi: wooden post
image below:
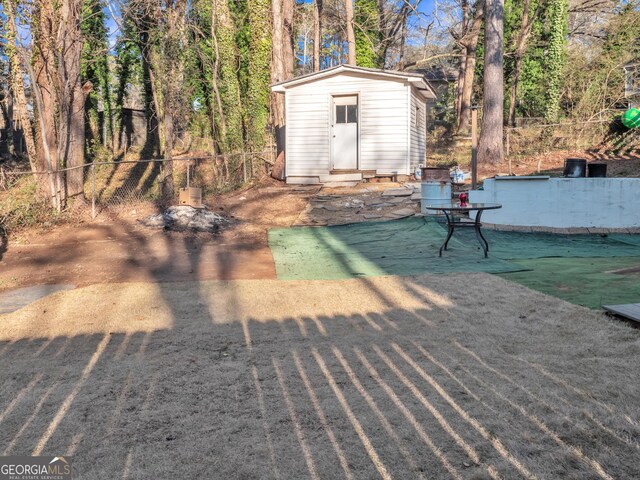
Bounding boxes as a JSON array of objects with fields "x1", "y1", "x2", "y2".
[
  {"x1": 91, "y1": 163, "x2": 96, "y2": 219},
  {"x1": 471, "y1": 105, "x2": 478, "y2": 190},
  {"x1": 242, "y1": 151, "x2": 247, "y2": 183},
  {"x1": 505, "y1": 128, "x2": 510, "y2": 157}
]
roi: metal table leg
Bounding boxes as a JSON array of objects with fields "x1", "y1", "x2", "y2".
[
  {"x1": 474, "y1": 210, "x2": 489, "y2": 257},
  {"x1": 439, "y1": 210, "x2": 454, "y2": 257}
]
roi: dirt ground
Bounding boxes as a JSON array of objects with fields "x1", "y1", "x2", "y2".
[
  {"x1": 0, "y1": 179, "x2": 422, "y2": 292},
  {"x1": 0, "y1": 274, "x2": 639, "y2": 479},
  {"x1": 0, "y1": 179, "x2": 313, "y2": 292}
]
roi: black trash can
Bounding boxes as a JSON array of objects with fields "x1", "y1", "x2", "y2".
[
  {"x1": 563, "y1": 158, "x2": 587, "y2": 178},
  {"x1": 588, "y1": 163, "x2": 607, "y2": 177}
]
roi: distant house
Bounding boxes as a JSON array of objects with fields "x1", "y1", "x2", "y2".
[
  {"x1": 623, "y1": 61, "x2": 639, "y2": 108},
  {"x1": 271, "y1": 65, "x2": 436, "y2": 184},
  {"x1": 406, "y1": 65, "x2": 458, "y2": 104}
]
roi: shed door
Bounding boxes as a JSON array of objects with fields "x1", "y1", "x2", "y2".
[{"x1": 331, "y1": 95, "x2": 358, "y2": 170}]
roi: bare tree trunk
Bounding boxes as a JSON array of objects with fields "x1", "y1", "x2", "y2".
[
  {"x1": 477, "y1": 0, "x2": 504, "y2": 165},
  {"x1": 26, "y1": 55, "x2": 59, "y2": 209},
  {"x1": 507, "y1": 57, "x2": 522, "y2": 128},
  {"x1": 271, "y1": 0, "x2": 294, "y2": 156},
  {"x1": 397, "y1": 12, "x2": 408, "y2": 70},
  {"x1": 158, "y1": 1, "x2": 187, "y2": 197},
  {"x1": 30, "y1": 0, "x2": 87, "y2": 203},
  {"x1": 147, "y1": 58, "x2": 165, "y2": 157},
  {"x1": 162, "y1": 108, "x2": 174, "y2": 197},
  {"x1": 455, "y1": 0, "x2": 484, "y2": 134},
  {"x1": 508, "y1": 0, "x2": 536, "y2": 127},
  {"x1": 456, "y1": 47, "x2": 477, "y2": 133},
  {"x1": 313, "y1": 0, "x2": 323, "y2": 71},
  {"x1": 283, "y1": 0, "x2": 294, "y2": 78},
  {"x1": 454, "y1": 58, "x2": 466, "y2": 121},
  {"x1": 139, "y1": 46, "x2": 162, "y2": 157},
  {"x1": 28, "y1": 0, "x2": 61, "y2": 207},
  {"x1": 453, "y1": 0, "x2": 470, "y2": 121},
  {"x1": 60, "y1": 0, "x2": 87, "y2": 199},
  {"x1": 4, "y1": 89, "x2": 14, "y2": 156},
  {"x1": 271, "y1": 0, "x2": 285, "y2": 155},
  {"x1": 33, "y1": 0, "x2": 60, "y2": 177},
  {"x1": 345, "y1": 0, "x2": 356, "y2": 64},
  {"x1": 272, "y1": 0, "x2": 285, "y2": 85}
]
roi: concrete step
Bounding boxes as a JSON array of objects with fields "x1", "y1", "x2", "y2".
[
  {"x1": 286, "y1": 176, "x2": 321, "y2": 185},
  {"x1": 319, "y1": 173, "x2": 363, "y2": 183},
  {"x1": 323, "y1": 181, "x2": 359, "y2": 188}
]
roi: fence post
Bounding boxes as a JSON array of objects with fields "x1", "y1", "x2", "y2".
[
  {"x1": 91, "y1": 163, "x2": 96, "y2": 219},
  {"x1": 242, "y1": 151, "x2": 247, "y2": 183},
  {"x1": 505, "y1": 128, "x2": 510, "y2": 157}
]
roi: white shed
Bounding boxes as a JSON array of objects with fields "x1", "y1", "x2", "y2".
[{"x1": 271, "y1": 65, "x2": 436, "y2": 184}]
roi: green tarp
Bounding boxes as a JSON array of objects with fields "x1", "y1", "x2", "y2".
[
  {"x1": 457, "y1": 229, "x2": 640, "y2": 259},
  {"x1": 499, "y1": 257, "x2": 640, "y2": 310},
  {"x1": 268, "y1": 217, "x2": 640, "y2": 309},
  {"x1": 269, "y1": 218, "x2": 526, "y2": 280}
]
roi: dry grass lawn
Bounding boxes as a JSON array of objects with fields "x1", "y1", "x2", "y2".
[{"x1": 0, "y1": 274, "x2": 639, "y2": 479}]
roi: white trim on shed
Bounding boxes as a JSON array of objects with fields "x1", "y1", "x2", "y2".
[{"x1": 272, "y1": 65, "x2": 435, "y2": 184}]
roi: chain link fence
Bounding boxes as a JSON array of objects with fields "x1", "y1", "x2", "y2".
[
  {"x1": 427, "y1": 117, "x2": 639, "y2": 165},
  {"x1": 0, "y1": 148, "x2": 275, "y2": 230},
  {"x1": 503, "y1": 119, "x2": 639, "y2": 158}
]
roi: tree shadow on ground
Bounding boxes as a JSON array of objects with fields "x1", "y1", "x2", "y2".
[{"x1": 0, "y1": 271, "x2": 639, "y2": 479}]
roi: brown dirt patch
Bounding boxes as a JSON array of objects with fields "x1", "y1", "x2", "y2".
[
  {"x1": 0, "y1": 179, "x2": 317, "y2": 292},
  {"x1": 0, "y1": 274, "x2": 638, "y2": 478}
]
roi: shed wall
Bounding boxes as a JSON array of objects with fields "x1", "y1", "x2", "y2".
[
  {"x1": 285, "y1": 73, "x2": 409, "y2": 176},
  {"x1": 409, "y1": 88, "x2": 427, "y2": 171}
]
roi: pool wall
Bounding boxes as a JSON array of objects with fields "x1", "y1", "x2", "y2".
[{"x1": 469, "y1": 176, "x2": 640, "y2": 228}]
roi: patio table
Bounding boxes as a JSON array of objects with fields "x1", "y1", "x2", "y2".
[{"x1": 423, "y1": 202, "x2": 502, "y2": 258}]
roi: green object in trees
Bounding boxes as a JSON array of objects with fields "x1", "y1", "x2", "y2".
[{"x1": 621, "y1": 108, "x2": 640, "y2": 128}]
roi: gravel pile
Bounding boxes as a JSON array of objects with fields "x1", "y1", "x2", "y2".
[{"x1": 141, "y1": 206, "x2": 227, "y2": 232}]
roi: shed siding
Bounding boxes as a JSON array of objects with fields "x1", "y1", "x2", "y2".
[
  {"x1": 409, "y1": 87, "x2": 427, "y2": 171},
  {"x1": 285, "y1": 73, "x2": 409, "y2": 176}
]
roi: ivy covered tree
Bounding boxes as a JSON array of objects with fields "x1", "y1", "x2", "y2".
[
  {"x1": 543, "y1": 0, "x2": 568, "y2": 123},
  {"x1": 504, "y1": 0, "x2": 541, "y2": 126},
  {"x1": 513, "y1": 14, "x2": 547, "y2": 118},
  {"x1": 355, "y1": 0, "x2": 382, "y2": 67},
  {"x1": 246, "y1": 0, "x2": 272, "y2": 151}
]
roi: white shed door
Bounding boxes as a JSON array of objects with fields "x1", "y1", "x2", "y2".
[{"x1": 331, "y1": 95, "x2": 358, "y2": 170}]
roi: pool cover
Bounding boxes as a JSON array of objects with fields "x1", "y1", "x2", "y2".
[
  {"x1": 269, "y1": 217, "x2": 640, "y2": 308},
  {"x1": 499, "y1": 257, "x2": 640, "y2": 309},
  {"x1": 269, "y1": 218, "x2": 526, "y2": 280}
]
